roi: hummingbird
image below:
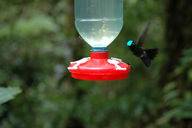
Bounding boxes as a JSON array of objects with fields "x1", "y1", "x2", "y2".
[{"x1": 126, "y1": 22, "x2": 158, "y2": 67}]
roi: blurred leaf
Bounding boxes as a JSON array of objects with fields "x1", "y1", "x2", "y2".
[
  {"x1": 163, "y1": 82, "x2": 176, "y2": 93},
  {"x1": 181, "y1": 48, "x2": 192, "y2": 65},
  {"x1": 0, "y1": 87, "x2": 21, "y2": 105},
  {"x1": 14, "y1": 14, "x2": 59, "y2": 37},
  {"x1": 164, "y1": 90, "x2": 179, "y2": 102}
]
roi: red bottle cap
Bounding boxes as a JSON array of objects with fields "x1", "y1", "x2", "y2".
[{"x1": 68, "y1": 52, "x2": 131, "y2": 81}]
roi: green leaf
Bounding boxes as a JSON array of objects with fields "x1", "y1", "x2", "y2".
[{"x1": 0, "y1": 87, "x2": 21, "y2": 105}]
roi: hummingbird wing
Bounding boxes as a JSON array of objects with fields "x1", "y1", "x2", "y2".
[
  {"x1": 136, "y1": 22, "x2": 151, "y2": 47},
  {"x1": 145, "y1": 48, "x2": 158, "y2": 60}
]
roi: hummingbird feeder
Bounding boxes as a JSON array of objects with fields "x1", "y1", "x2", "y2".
[{"x1": 68, "y1": 0, "x2": 131, "y2": 81}]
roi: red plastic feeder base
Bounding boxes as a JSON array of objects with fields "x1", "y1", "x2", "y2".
[{"x1": 68, "y1": 52, "x2": 131, "y2": 81}]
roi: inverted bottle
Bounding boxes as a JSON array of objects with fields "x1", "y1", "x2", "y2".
[{"x1": 75, "y1": 0, "x2": 123, "y2": 47}]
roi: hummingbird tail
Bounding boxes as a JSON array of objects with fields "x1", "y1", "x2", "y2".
[
  {"x1": 145, "y1": 48, "x2": 158, "y2": 60},
  {"x1": 141, "y1": 56, "x2": 151, "y2": 67}
]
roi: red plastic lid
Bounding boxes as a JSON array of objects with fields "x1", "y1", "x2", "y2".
[{"x1": 68, "y1": 52, "x2": 131, "y2": 81}]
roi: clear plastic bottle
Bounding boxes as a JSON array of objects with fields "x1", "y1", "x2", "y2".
[{"x1": 75, "y1": 0, "x2": 123, "y2": 48}]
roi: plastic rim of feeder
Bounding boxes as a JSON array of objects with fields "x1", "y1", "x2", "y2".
[{"x1": 68, "y1": 49, "x2": 131, "y2": 81}]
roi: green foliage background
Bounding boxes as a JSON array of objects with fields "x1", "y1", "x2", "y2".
[{"x1": 0, "y1": 0, "x2": 192, "y2": 128}]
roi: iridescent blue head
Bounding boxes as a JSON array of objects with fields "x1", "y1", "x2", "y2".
[{"x1": 127, "y1": 40, "x2": 134, "y2": 47}]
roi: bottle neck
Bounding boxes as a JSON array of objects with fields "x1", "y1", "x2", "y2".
[
  {"x1": 91, "y1": 47, "x2": 108, "y2": 52},
  {"x1": 90, "y1": 47, "x2": 108, "y2": 59}
]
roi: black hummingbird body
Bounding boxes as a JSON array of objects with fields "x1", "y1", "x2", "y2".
[
  {"x1": 127, "y1": 22, "x2": 158, "y2": 67},
  {"x1": 127, "y1": 41, "x2": 158, "y2": 67},
  {"x1": 128, "y1": 42, "x2": 144, "y2": 57}
]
